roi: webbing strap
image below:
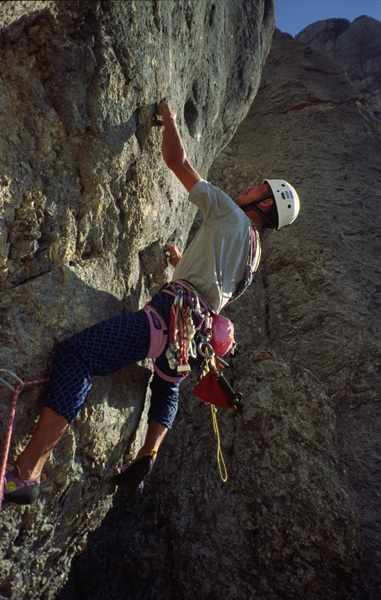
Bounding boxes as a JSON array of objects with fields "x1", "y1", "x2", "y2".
[{"x1": 229, "y1": 223, "x2": 261, "y2": 304}]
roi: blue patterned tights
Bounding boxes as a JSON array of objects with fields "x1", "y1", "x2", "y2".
[{"x1": 44, "y1": 292, "x2": 180, "y2": 428}]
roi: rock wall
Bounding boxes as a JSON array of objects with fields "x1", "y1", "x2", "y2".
[
  {"x1": 296, "y1": 16, "x2": 381, "y2": 120},
  {"x1": 58, "y1": 29, "x2": 381, "y2": 600},
  {"x1": 0, "y1": 1, "x2": 275, "y2": 598}
]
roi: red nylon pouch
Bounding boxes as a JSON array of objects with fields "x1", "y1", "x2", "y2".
[{"x1": 192, "y1": 370, "x2": 236, "y2": 409}]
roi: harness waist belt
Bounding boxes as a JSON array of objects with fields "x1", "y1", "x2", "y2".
[
  {"x1": 142, "y1": 305, "x2": 168, "y2": 359},
  {"x1": 161, "y1": 280, "x2": 210, "y2": 314}
]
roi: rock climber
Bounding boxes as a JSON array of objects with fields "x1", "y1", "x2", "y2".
[{"x1": 2, "y1": 102, "x2": 300, "y2": 505}]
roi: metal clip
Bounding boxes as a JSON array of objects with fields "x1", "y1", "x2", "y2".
[
  {"x1": 165, "y1": 345, "x2": 179, "y2": 370},
  {"x1": 197, "y1": 340, "x2": 215, "y2": 359},
  {"x1": 0, "y1": 369, "x2": 24, "y2": 392}
]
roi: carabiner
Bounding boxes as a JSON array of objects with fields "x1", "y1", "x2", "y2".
[
  {"x1": 0, "y1": 369, "x2": 24, "y2": 392},
  {"x1": 197, "y1": 341, "x2": 215, "y2": 359}
]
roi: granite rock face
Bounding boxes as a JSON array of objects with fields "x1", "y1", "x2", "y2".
[
  {"x1": 0, "y1": 1, "x2": 275, "y2": 598},
  {"x1": 296, "y1": 16, "x2": 381, "y2": 120},
  {"x1": 58, "y1": 30, "x2": 381, "y2": 600}
]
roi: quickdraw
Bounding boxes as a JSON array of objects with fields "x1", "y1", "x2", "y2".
[
  {"x1": 0, "y1": 369, "x2": 48, "y2": 510},
  {"x1": 165, "y1": 283, "x2": 210, "y2": 374}
]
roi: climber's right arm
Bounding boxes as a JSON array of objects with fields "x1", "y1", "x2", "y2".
[{"x1": 157, "y1": 102, "x2": 202, "y2": 192}]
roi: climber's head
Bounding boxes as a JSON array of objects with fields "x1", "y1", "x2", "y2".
[{"x1": 235, "y1": 180, "x2": 300, "y2": 230}]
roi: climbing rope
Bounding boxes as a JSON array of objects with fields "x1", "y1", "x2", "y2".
[
  {"x1": 0, "y1": 369, "x2": 48, "y2": 510},
  {"x1": 210, "y1": 405, "x2": 228, "y2": 483}
]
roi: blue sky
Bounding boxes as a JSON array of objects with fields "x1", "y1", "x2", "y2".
[{"x1": 275, "y1": 0, "x2": 381, "y2": 36}]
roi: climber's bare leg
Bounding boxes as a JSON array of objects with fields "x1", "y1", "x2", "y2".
[
  {"x1": 15, "y1": 407, "x2": 69, "y2": 480},
  {"x1": 135, "y1": 420, "x2": 168, "y2": 460},
  {"x1": 15, "y1": 410, "x2": 166, "y2": 483}
]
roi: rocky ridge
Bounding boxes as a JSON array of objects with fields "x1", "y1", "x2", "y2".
[{"x1": 296, "y1": 16, "x2": 381, "y2": 120}]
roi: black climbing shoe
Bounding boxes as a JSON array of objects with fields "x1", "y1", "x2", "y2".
[
  {"x1": 2, "y1": 461, "x2": 40, "y2": 506},
  {"x1": 113, "y1": 454, "x2": 155, "y2": 492}
]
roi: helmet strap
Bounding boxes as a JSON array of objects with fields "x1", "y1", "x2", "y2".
[{"x1": 240, "y1": 194, "x2": 277, "y2": 229}]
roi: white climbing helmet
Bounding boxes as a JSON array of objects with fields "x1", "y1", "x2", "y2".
[{"x1": 264, "y1": 179, "x2": 300, "y2": 230}]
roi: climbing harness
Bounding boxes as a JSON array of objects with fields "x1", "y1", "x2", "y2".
[
  {"x1": 160, "y1": 280, "x2": 243, "y2": 409},
  {"x1": 0, "y1": 369, "x2": 48, "y2": 510},
  {"x1": 158, "y1": 220, "x2": 260, "y2": 381}
]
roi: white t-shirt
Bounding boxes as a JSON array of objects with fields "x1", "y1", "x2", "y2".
[{"x1": 173, "y1": 180, "x2": 256, "y2": 313}]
